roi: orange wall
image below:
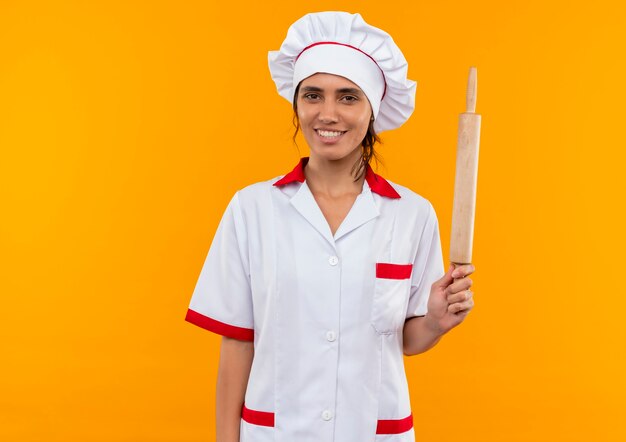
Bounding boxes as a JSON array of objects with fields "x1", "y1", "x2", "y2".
[{"x1": 1, "y1": 1, "x2": 624, "y2": 441}]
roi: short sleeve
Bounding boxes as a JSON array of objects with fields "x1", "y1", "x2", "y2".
[
  {"x1": 185, "y1": 192, "x2": 254, "y2": 341},
  {"x1": 406, "y1": 203, "x2": 445, "y2": 319}
]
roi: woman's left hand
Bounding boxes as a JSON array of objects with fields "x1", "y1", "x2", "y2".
[{"x1": 425, "y1": 263, "x2": 475, "y2": 335}]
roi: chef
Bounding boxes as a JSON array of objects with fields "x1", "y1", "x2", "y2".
[{"x1": 186, "y1": 11, "x2": 475, "y2": 442}]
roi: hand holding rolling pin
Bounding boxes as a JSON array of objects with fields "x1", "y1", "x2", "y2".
[{"x1": 425, "y1": 67, "x2": 481, "y2": 335}]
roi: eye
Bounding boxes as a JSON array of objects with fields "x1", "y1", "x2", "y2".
[
  {"x1": 303, "y1": 93, "x2": 321, "y2": 100},
  {"x1": 341, "y1": 95, "x2": 359, "y2": 103}
]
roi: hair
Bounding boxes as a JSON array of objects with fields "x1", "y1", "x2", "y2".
[{"x1": 291, "y1": 82, "x2": 384, "y2": 182}]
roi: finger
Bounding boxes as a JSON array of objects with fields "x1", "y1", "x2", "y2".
[
  {"x1": 460, "y1": 297, "x2": 475, "y2": 314},
  {"x1": 453, "y1": 307, "x2": 471, "y2": 320},
  {"x1": 452, "y1": 263, "x2": 475, "y2": 279},
  {"x1": 432, "y1": 264, "x2": 455, "y2": 289},
  {"x1": 447, "y1": 298, "x2": 474, "y2": 314},
  {"x1": 446, "y1": 289, "x2": 473, "y2": 304},
  {"x1": 446, "y1": 277, "x2": 473, "y2": 295}
]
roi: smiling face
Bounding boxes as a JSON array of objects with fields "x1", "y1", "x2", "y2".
[{"x1": 295, "y1": 73, "x2": 373, "y2": 162}]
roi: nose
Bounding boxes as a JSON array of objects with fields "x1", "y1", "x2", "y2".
[{"x1": 317, "y1": 100, "x2": 339, "y2": 123}]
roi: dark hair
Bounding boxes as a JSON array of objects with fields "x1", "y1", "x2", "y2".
[{"x1": 291, "y1": 82, "x2": 384, "y2": 182}]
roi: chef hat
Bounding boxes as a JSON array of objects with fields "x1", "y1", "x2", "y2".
[{"x1": 268, "y1": 11, "x2": 417, "y2": 133}]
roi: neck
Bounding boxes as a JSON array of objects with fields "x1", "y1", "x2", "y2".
[{"x1": 304, "y1": 150, "x2": 366, "y2": 198}]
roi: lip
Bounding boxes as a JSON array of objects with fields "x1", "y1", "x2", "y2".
[{"x1": 314, "y1": 129, "x2": 347, "y2": 144}]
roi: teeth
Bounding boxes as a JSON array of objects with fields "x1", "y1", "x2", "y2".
[{"x1": 317, "y1": 130, "x2": 344, "y2": 138}]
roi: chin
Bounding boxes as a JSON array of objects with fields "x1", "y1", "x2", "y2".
[{"x1": 309, "y1": 147, "x2": 362, "y2": 163}]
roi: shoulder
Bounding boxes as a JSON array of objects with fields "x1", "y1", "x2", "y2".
[
  {"x1": 383, "y1": 178, "x2": 441, "y2": 242},
  {"x1": 238, "y1": 175, "x2": 283, "y2": 195},
  {"x1": 384, "y1": 178, "x2": 436, "y2": 218},
  {"x1": 230, "y1": 175, "x2": 284, "y2": 209}
]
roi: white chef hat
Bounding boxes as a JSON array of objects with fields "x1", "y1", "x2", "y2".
[{"x1": 268, "y1": 11, "x2": 417, "y2": 133}]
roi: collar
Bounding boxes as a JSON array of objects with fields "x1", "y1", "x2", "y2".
[{"x1": 273, "y1": 157, "x2": 400, "y2": 199}]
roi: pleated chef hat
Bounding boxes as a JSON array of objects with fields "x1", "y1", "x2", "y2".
[{"x1": 268, "y1": 11, "x2": 417, "y2": 133}]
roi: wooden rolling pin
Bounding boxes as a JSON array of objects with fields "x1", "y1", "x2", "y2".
[{"x1": 450, "y1": 67, "x2": 481, "y2": 269}]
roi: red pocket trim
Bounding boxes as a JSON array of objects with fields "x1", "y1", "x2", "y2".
[
  {"x1": 239, "y1": 404, "x2": 412, "y2": 433},
  {"x1": 376, "y1": 413, "x2": 414, "y2": 434},
  {"x1": 376, "y1": 263, "x2": 413, "y2": 280},
  {"x1": 241, "y1": 403, "x2": 275, "y2": 427}
]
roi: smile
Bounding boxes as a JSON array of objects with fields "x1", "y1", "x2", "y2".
[{"x1": 316, "y1": 129, "x2": 347, "y2": 138}]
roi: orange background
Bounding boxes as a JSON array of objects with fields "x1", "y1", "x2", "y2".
[{"x1": 1, "y1": 1, "x2": 624, "y2": 441}]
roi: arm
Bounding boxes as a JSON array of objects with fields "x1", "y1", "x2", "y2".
[
  {"x1": 403, "y1": 315, "x2": 444, "y2": 355},
  {"x1": 403, "y1": 263, "x2": 475, "y2": 356},
  {"x1": 216, "y1": 336, "x2": 254, "y2": 442}
]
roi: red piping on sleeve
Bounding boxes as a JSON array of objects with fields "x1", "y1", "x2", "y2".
[{"x1": 185, "y1": 309, "x2": 254, "y2": 341}]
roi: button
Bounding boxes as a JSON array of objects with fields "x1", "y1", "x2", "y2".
[
  {"x1": 328, "y1": 255, "x2": 339, "y2": 266},
  {"x1": 321, "y1": 410, "x2": 333, "y2": 421},
  {"x1": 326, "y1": 331, "x2": 336, "y2": 342}
]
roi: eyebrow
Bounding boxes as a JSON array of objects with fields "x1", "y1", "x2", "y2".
[{"x1": 300, "y1": 86, "x2": 363, "y2": 95}]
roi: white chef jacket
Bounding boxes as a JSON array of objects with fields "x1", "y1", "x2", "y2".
[{"x1": 186, "y1": 156, "x2": 444, "y2": 442}]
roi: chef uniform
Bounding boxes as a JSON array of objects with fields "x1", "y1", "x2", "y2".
[{"x1": 185, "y1": 11, "x2": 445, "y2": 442}]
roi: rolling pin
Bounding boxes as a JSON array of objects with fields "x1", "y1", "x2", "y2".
[{"x1": 450, "y1": 67, "x2": 481, "y2": 272}]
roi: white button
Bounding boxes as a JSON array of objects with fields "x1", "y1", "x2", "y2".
[
  {"x1": 326, "y1": 331, "x2": 336, "y2": 342},
  {"x1": 321, "y1": 410, "x2": 333, "y2": 421},
  {"x1": 328, "y1": 256, "x2": 339, "y2": 266}
]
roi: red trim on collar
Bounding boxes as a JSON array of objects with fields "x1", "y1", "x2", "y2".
[
  {"x1": 273, "y1": 157, "x2": 308, "y2": 187},
  {"x1": 273, "y1": 157, "x2": 400, "y2": 199},
  {"x1": 364, "y1": 160, "x2": 401, "y2": 199}
]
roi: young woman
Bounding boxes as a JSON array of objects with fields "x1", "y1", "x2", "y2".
[{"x1": 186, "y1": 11, "x2": 475, "y2": 442}]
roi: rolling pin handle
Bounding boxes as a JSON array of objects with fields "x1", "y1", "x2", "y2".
[
  {"x1": 466, "y1": 67, "x2": 477, "y2": 113},
  {"x1": 451, "y1": 261, "x2": 469, "y2": 283}
]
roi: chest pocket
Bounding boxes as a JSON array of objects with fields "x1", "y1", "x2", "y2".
[{"x1": 371, "y1": 262, "x2": 413, "y2": 334}]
